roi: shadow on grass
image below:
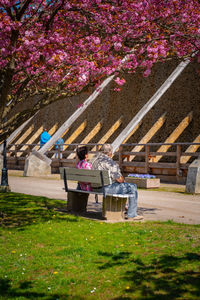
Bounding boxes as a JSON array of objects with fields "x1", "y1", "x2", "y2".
[
  {"x1": 0, "y1": 278, "x2": 84, "y2": 299},
  {"x1": 97, "y1": 251, "x2": 200, "y2": 299},
  {"x1": 0, "y1": 192, "x2": 78, "y2": 228},
  {"x1": 97, "y1": 251, "x2": 131, "y2": 269}
]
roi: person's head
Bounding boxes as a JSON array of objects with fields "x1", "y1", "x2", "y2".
[
  {"x1": 101, "y1": 144, "x2": 113, "y2": 157},
  {"x1": 43, "y1": 128, "x2": 47, "y2": 132},
  {"x1": 76, "y1": 146, "x2": 88, "y2": 161}
]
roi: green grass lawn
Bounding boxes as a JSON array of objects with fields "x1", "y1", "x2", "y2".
[{"x1": 0, "y1": 192, "x2": 200, "y2": 300}]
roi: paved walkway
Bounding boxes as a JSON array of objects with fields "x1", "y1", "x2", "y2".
[{"x1": 7, "y1": 172, "x2": 200, "y2": 225}]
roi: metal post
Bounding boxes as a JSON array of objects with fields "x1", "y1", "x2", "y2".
[{"x1": 1, "y1": 140, "x2": 9, "y2": 186}]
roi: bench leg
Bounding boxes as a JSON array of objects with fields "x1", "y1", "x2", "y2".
[
  {"x1": 66, "y1": 191, "x2": 73, "y2": 211},
  {"x1": 102, "y1": 196, "x2": 127, "y2": 221},
  {"x1": 67, "y1": 191, "x2": 88, "y2": 212}
]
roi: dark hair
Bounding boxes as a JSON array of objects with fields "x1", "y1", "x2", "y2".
[{"x1": 76, "y1": 146, "x2": 88, "y2": 161}]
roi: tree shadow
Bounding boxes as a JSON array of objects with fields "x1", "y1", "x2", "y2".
[
  {"x1": 97, "y1": 251, "x2": 200, "y2": 299},
  {"x1": 0, "y1": 278, "x2": 84, "y2": 299},
  {"x1": 97, "y1": 251, "x2": 131, "y2": 269},
  {"x1": 0, "y1": 192, "x2": 78, "y2": 228},
  {"x1": 138, "y1": 207, "x2": 159, "y2": 215},
  {"x1": 75, "y1": 210, "x2": 105, "y2": 220}
]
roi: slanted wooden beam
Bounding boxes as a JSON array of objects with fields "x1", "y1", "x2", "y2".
[
  {"x1": 63, "y1": 120, "x2": 87, "y2": 150},
  {"x1": 91, "y1": 117, "x2": 124, "y2": 154},
  {"x1": 0, "y1": 114, "x2": 36, "y2": 153},
  {"x1": 81, "y1": 119, "x2": 103, "y2": 145},
  {"x1": 9, "y1": 125, "x2": 34, "y2": 152},
  {"x1": 48, "y1": 124, "x2": 58, "y2": 136},
  {"x1": 152, "y1": 111, "x2": 193, "y2": 163},
  {"x1": 18, "y1": 126, "x2": 44, "y2": 155},
  {"x1": 112, "y1": 59, "x2": 190, "y2": 153},
  {"x1": 47, "y1": 124, "x2": 58, "y2": 150},
  {"x1": 18, "y1": 124, "x2": 58, "y2": 156},
  {"x1": 180, "y1": 135, "x2": 200, "y2": 164},
  {"x1": 67, "y1": 120, "x2": 104, "y2": 159},
  {"x1": 122, "y1": 121, "x2": 142, "y2": 144},
  {"x1": 127, "y1": 113, "x2": 166, "y2": 161}
]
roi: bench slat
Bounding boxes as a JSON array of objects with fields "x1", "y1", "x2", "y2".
[
  {"x1": 67, "y1": 189, "x2": 130, "y2": 198},
  {"x1": 65, "y1": 174, "x2": 103, "y2": 184},
  {"x1": 60, "y1": 167, "x2": 111, "y2": 185},
  {"x1": 66, "y1": 168, "x2": 102, "y2": 176}
]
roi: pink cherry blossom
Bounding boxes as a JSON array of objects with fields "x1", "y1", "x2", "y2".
[
  {"x1": 114, "y1": 77, "x2": 126, "y2": 86},
  {"x1": 0, "y1": 0, "x2": 199, "y2": 139}
]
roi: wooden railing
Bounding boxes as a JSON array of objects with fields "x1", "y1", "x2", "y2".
[
  {"x1": 118, "y1": 143, "x2": 200, "y2": 178},
  {"x1": 6, "y1": 143, "x2": 103, "y2": 165},
  {"x1": 5, "y1": 142, "x2": 200, "y2": 180}
]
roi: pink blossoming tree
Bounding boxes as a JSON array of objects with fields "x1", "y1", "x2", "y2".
[{"x1": 0, "y1": 0, "x2": 199, "y2": 140}]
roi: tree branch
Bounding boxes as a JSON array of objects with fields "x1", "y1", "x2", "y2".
[
  {"x1": 17, "y1": 0, "x2": 32, "y2": 20},
  {"x1": 45, "y1": 0, "x2": 65, "y2": 32}
]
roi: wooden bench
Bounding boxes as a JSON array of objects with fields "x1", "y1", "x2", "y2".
[{"x1": 60, "y1": 167, "x2": 130, "y2": 220}]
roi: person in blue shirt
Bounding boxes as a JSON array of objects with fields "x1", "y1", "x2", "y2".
[
  {"x1": 40, "y1": 129, "x2": 51, "y2": 148},
  {"x1": 55, "y1": 137, "x2": 64, "y2": 159}
]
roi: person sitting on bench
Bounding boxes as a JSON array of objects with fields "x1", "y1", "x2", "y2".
[
  {"x1": 76, "y1": 146, "x2": 92, "y2": 191},
  {"x1": 91, "y1": 144, "x2": 143, "y2": 220}
]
